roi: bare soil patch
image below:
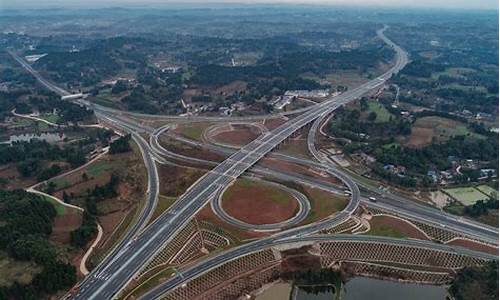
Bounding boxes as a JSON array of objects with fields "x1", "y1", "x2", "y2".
[
  {"x1": 446, "y1": 239, "x2": 498, "y2": 255},
  {"x1": 215, "y1": 80, "x2": 248, "y2": 95},
  {"x1": 263, "y1": 118, "x2": 287, "y2": 130},
  {"x1": 404, "y1": 116, "x2": 472, "y2": 148},
  {"x1": 222, "y1": 179, "x2": 298, "y2": 225},
  {"x1": 212, "y1": 124, "x2": 260, "y2": 146},
  {"x1": 0, "y1": 164, "x2": 36, "y2": 190},
  {"x1": 277, "y1": 137, "x2": 311, "y2": 158},
  {"x1": 158, "y1": 164, "x2": 206, "y2": 197},
  {"x1": 50, "y1": 211, "x2": 83, "y2": 244}
]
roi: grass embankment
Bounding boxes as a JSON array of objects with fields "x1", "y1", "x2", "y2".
[
  {"x1": 41, "y1": 195, "x2": 67, "y2": 216},
  {"x1": 150, "y1": 195, "x2": 177, "y2": 223},
  {"x1": 300, "y1": 187, "x2": 348, "y2": 225},
  {"x1": 178, "y1": 123, "x2": 212, "y2": 141},
  {"x1": 121, "y1": 267, "x2": 175, "y2": 299},
  {"x1": 366, "y1": 217, "x2": 407, "y2": 239}
]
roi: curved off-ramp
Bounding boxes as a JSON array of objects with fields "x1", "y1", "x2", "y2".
[{"x1": 211, "y1": 178, "x2": 311, "y2": 231}]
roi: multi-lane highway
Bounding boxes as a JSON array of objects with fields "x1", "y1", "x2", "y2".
[
  {"x1": 148, "y1": 105, "x2": 498, "y2": 244},
  {"x1": 139, "y1": 233, "x2": 497, "y2": 300},
  {"x1": 9, "y1": 25, "x2": 497, "y2": 300},
  {"x1": 62, "y1": 121, "x2": 161, "y2": 299},
  {"x1": 8, "y1": 50, "x2": 165, "y2": 299},
  {"x1": 66, "y1": 26, "x2": 407, "y2": 299}
]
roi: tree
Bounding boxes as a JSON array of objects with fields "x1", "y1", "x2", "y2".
[
  {"x1": 449, "y1": 261, "x2": 498, "y2": 300},
  {"x1": 111, "y1": 80, "x2": 128, "y2": 94},
  {"x1": 44, "y1": 182, "x2": 57, "y2": 195},
  {"x1": 109, "y1": 134, "x2": 132, "y2": 154},
  {"x1": 70, "y1": 211, "x2": 97, "y2": 248},
  {"x1": 360, "y1": 98, "x2": 368, "y2": 111},
  {"x1": 62, "y1": 191, "x2": 70, "y2": 203},
  {"x1": 368, "y1": 111, "x2": 377, "y2": 122}
]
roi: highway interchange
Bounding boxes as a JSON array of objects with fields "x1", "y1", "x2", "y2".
[{"x1": 9, "y1": 26, "x2": 498, "y2": 300}]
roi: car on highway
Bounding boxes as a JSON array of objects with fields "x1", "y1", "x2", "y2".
[{"x1": 369, "y1": 196, "x2": 377, "y2": 202}]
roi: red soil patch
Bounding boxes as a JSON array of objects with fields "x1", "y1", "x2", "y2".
[
  {"x1": 196, "y1": 205, "x2": 267, "y2": 240},
  {"x1": 277, "y1": 136, "x2": 311, "y2": 158},
  {"x1": 404, "y1": 117, "x2": 464, "y2": 148},
  {"x1": 98, "y1": 210, "x2": 128, "y2": 245},
  {"x1": 215, "y1": 80, "x2": 248, "y2": 95},
  {"x1": 212, "y1": 125, "x2": 260, "y2": 146},
  {"x1": 158, "y1": 164, "x2": 206, "y2": 197},
  {"x1": 446, "y1": 239, "x2": 498, "y2": 256},
  {"x1": 263, "y1": 117, "x2": 287, "y2": 130},
  {"x1": 405, "y1": 127, "x2": 434, "y2": 148},
  {"x1": 222, "y1": 180, "x2": 298, "y2": 225},
  {"x1": 50, "y1": 211, "x2": 83, "y2": 244},
  {"x1": 0, "y1": 163, "x2": 36, "y2": 190},
  {"x1": 371, "y1": 216, "x2": 430, "y2": 240}
]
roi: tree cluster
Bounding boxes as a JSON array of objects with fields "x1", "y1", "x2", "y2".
[
  {"x1": 109, "y1": 134, "x2": 132, "y2": 154},
  {"x1": 449, "y1": 261, "x2": 498, "y2": 300},
  {"x1": 0, "y1": 190, "x2": 77, "y2": 299},
  {"x1": 0, "y1": 140, "x2": 87, "y2": 177}
]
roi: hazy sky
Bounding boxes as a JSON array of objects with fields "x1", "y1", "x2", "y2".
[{"x1": 2, "y1": 0, "x2": 498, "y2": 10}]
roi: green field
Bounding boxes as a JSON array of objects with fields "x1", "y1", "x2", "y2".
[
  {"x1": 151, "y1": 195, "x2": 177, "y2": 221},
  {"x1": 443, "y1": 187, "x2": 490, "y2": 205},
  {"x1": 12, "y1": 118, "x2": 34, "y2": 127},
  {"x1": 41, "y1": 195, "x2": 66, "y2": 216},
  {"x1": 40, "y1": 113, "x2": 60, "y2": 124},
  {"x1": 366, "y1": 222, "x2": 407, "y2": 238},
  {"x1": 92, "y1": 97, "x2": 121, "y2": 109},
  {"x1": 51, "y1": 177, "x2": 70, "y2": 190},
  {"x1": 179, "y1": 124, "x2": 207, "y2": 141},
  {"x1": 367, "y1": 101, "x2": 393, "y2": 123},
  {"x1": 300, "y1": 187, "x2": 347, "y2": 225},
  {"x1": 86, "y1": 160, "x2": 123, "y2": 177},
  {"x1": 476, "y1": 185, "x2": 498, "y2": 200}
]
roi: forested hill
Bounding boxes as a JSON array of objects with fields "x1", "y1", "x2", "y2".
[{"x1": 0, "y1": 190, "x2": 77, "y2": 300}]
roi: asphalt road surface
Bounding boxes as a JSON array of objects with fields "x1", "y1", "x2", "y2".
[
  {"x1": 69, "y1": 26, "x2": 404, "y2": 299},
  {"x1": 139, "y1": 233, "x2": 497, "y2": 300}
]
